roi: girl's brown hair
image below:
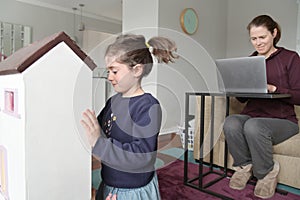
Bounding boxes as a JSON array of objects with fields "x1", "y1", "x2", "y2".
[
  {"x1": 105, "y1": 34, "x2": 178, "y2": 77},
  {"x1": 247, "y1": 15, "x2": 281, "y2": 46}
]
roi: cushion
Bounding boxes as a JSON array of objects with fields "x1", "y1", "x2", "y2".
[{"x1": 273, "y1": 133, "x2": 300, "y2": 157}]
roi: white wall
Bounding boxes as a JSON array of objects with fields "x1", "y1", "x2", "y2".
[
  {"x1": 157, "y1": 0, "x2": 228, "y2": 131},
  {"x1": 159, "y1": 0, "x2": 228, "y2": 59}
]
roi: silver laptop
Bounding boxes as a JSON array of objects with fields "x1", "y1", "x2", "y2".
[{"x1": 215, "y1": 56, "x2": 268, "y2": 93}]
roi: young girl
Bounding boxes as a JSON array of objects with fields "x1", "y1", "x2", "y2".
[{"x1": 81, "y1": 34, "x2": 178, "y2": 200}]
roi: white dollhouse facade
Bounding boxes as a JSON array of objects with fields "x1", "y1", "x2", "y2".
[{"x1": 0, "y1": 32, "x2": 96, "y2": 200}]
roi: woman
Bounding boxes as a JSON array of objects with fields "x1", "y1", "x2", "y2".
[{"x1": 223, "y1": 15, "x2": 300, "y2": 199}]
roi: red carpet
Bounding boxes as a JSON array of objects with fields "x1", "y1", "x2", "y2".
[{"x1": 157, "y1": 159, "x2": 300, "y2": 200}]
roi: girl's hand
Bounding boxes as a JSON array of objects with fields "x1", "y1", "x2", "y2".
[
  {"x1": 80, "y1": 109, "x2": 100, "y2": 147},
  {"x1": 267, "y1": 84, "x2": 277, "y2": 93},
  {"x1": 106, "y1": 193, "x2": 117, "y2": 200}
]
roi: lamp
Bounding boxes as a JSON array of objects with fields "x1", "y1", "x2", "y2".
[
  {"x1": 78, "y1": 4, "x2": 85, "y2": 31},
  {"x1": 72, "y1": 7, "x2": 78, "y2": 42}
]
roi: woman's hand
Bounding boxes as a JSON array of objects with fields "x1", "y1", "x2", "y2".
[
  {"x1": 267, "y1": 84, "x2": 277, "y2": 93},
  {"x1": 80, "y1": 109, "x2": 101, "y2": 147}
]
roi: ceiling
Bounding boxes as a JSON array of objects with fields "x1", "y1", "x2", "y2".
[{"x1": 17, "y1": 0, "x2": 122, "y2": 23}]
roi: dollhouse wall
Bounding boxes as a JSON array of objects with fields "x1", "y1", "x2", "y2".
[
  {"x1": 0, "y1": 74, "x2": 26, "y2": 200},
  {"x1": 22, "y1": 42, "x2": 92, "y2": 199}
]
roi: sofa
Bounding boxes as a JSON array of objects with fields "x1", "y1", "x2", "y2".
[{"x1": 193, "y1": 95, "x2": 300, "y2": 189}]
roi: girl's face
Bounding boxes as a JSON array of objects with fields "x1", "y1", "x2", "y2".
[
  {"x1": 105, "y1": 57, "x2": 141, "y2": 97},
  {"x1": 249, "y1": 25, "x2": 277, "y2": 58}
]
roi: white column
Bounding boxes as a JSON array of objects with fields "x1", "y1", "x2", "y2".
[{"x1": 122, "y1": 0, "x2": 160, "y2": 96}]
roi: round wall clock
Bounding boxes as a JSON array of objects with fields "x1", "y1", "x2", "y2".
[{"x1": 180, "y1": 8, "x2": 198, "y2": 35}]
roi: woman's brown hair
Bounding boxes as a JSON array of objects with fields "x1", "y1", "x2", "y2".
[{"x1": 247, "y1": 15, "x2": 281, "y2": 46}]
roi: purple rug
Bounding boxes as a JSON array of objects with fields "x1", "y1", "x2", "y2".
[{"x1": 157, "y1": 159, "x2": 300, "y2": 200}]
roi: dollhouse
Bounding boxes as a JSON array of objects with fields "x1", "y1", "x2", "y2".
[{"x1": 0, "y1": 32, "x2": 96, "y2": 199}]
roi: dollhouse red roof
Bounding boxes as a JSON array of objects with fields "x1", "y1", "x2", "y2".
[{"x1": 0, "y1": 31, "x2": 97, "y2": 75}]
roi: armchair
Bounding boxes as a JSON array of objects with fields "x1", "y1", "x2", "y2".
[{"x1": 193, "y1": 96, "x2": 300, "y2": 189}]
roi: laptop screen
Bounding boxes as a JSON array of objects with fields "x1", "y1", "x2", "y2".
[{"x1": 215, "y1": 56, "x2": 268, "y2": 93}]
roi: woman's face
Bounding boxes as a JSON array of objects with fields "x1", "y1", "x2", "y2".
[{"x1": 249, "y1": 25, "x2": 277, "y2": 57}]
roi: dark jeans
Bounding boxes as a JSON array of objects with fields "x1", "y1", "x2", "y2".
[{"x1": 223, "y1": 114, "x2": 299, "y2": 179}]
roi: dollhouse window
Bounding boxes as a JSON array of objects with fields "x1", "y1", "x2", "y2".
[
  {"x1": 3, "y1": 89, "x2": 19, "y2": 118},
  {"x1": 4, "y1": 91, "x2": 14, "y2": 112}
]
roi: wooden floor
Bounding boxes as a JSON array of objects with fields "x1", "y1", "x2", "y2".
[
  {"x1": 158, "y1": 132, "x2": 182, "y2": 150},
  {"x1": 91, "y1": 133, "x2": 182, "y2": 199},
  {"x1": 157, "y1": 133, "x2": 183, "y2": 165}
]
